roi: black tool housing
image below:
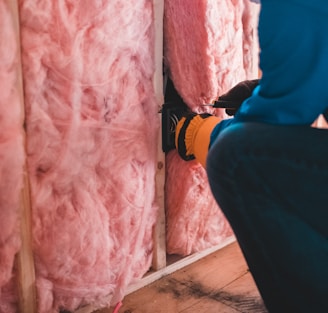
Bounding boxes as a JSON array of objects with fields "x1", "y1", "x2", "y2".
[{"x1": 161, "y1": 78, "x2": 191, "y2": 153}]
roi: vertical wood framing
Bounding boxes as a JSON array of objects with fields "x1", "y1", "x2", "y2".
[
  {"x1": 17, "y1": 179, "x2": 37, "y2": 313},
  {"x1": 8, "y1": 0, "x2": 37, "y2": 312},
  {"x1": 152, "y1": 0, "x2": 166, "y2": 271}
]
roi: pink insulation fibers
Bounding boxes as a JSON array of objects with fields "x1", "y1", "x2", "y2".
[
  {"x1": 0, "y1": 2, "x2": 25, "y2": 312},
  {"x1": 19, "y1": 0, "x2": 159, "y2": 311},
  {"x1": 164, "y1": 0, "x2": 259, "y2": 256},
  {"x1": 164, "y1": 0, "x2": 259, "y2": 109},
  {"x1": 165, "y1": 152, "x2": 233, "y2": 255}
]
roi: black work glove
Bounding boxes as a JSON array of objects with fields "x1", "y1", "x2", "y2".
[{"x1": 213, "y1": 79, "x2": 260, "y2": 116}]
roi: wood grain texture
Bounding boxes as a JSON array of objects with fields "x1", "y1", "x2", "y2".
[
  {"x1": 96, "y1": 242, "x2": 268, "y2": 313},
  {"x1": 152, "y1": 0, "x2": 167, "y2": 272},
  {"x1": 7, "y1": 0, "x2": 38, "y2": 312}
]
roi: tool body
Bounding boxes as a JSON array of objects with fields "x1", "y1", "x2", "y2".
[{"x1": 161, "y1": 77, "x2": 238, "y2": 152}]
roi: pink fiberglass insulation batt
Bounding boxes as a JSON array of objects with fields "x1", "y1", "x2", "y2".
[
  {"x1": 0, "y1": 2, "x2": 25, "y2": 312},
  {"x1": 165, "y1": 153, "x2": 233, "y2": 255},
  {"x1": 164, "y1": 0, "x2": 259, "y2": 256},
  {"x1": 19, "y1": 0, "x2": 159, "y2": 311},
  {"x1": 164, "y1": 0, "x2": 259, "y2": 108}
]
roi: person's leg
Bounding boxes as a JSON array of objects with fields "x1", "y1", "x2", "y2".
[{"x1": 206, "y1": 122, "x2": 328, "y2": 313}]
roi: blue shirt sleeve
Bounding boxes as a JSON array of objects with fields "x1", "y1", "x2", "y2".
[{"x1": 210, "y1": 0, "x2": 328, "y2": 147}]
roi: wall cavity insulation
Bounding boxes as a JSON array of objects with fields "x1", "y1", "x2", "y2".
[{"x1": 0, "y1": 0, "x2": 259, "y2": 312}]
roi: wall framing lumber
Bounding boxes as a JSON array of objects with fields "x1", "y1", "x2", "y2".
[
  {"x1": 152, "y1": 0, "x2": 167, "y2": 272},
  {"x1": 7, "y1": 0, "x2": 38, "y2": 312},
  {"x1": 126, "y1": 236, "x2": 236, "y2": 295}
]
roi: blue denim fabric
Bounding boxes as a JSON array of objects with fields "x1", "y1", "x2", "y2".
[{"x1": 206, "y1": 122, "x2": 328, "y2": 313}]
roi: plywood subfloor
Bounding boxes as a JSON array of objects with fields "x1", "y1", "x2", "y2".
[{"x1": 96, "y1": 242, "x2": 268, "y2": 313}]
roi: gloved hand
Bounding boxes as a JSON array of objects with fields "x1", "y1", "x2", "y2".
[
  {"x1": 175, "y1": 112, "x2": 221, "y2": 167},
  {"x1": 214, "y1": 79, "x2": 260, "y2": 116}
]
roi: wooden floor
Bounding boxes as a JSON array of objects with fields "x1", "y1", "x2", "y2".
[{"x1": 96, "y1": 242, "x2": 268, "y2": 313}]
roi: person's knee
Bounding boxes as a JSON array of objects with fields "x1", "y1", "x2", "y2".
[
  {"x1": 206, "y1": 122, "x2": 273, "y2": 190},
  {"x1": 206, "y1": 123, "x2": 246, "y2": 175},
  {"x1": 206, "y1": 122, "x2": 298, "y2": 175}
]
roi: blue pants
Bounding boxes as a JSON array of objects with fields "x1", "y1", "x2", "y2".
[{"x1": 206, "y1": 123, "x2": 328, "y2": 313}]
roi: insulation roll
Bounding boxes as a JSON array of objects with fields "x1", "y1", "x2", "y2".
[
  {"x1": 19, "y1": 0, "x2": 159, "y2": 311},
  {"x1": 164, "y1": 0, "x2": 259, "y2": 256}
]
